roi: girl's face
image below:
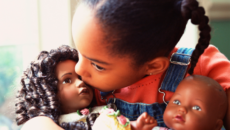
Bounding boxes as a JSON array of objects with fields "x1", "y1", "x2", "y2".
[
  {"x1": 72, "y1": 4, "x2": 147, "y2": 92},
  {"x1": 56, "y1": 60, "x2": 93, "y2": 114},
  {"x1": 163, "y1": 79, "x2": 218, "y2": 130}
]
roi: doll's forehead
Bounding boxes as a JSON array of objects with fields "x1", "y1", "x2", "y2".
[
  {"x1": 176, "y1": 76, "x2": 226, "y2": 108},
  {"x1": 178, "y1": 76, "x2": 222, "y2": 91},
  {"x1": 177, "y1": 78, "x2": 220, "y2": 95}
]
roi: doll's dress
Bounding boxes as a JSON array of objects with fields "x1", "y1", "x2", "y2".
[
  {"x1": 92, "y1": 106, "x2": 131, "y2": 130},
  {"x1": 59, "y1": 105, "x2": 104, "y2": 124},
  {"x1": 152, "y1": 126, "x2": 172, "y2": 130},
  {"x1": 59, "y1": 105, "x2": 131, "y2": 130}
]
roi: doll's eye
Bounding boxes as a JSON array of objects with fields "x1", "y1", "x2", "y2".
[
  {"x1": 192, "y1": 106, "x2": 201, "y2": 111},
  {"x1": 63, "y1": 78, "x2": 71, "y2": 84},
  {"x1": 173, "y1": 100, "x2": 181, "y2": 105},
  {"x1": 91, "y1": 62, "x2": 105, "y2": 71}
]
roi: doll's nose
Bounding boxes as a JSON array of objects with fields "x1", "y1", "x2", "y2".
[
  {"x1": 75, "y1": 80, "x2": 83, "y2": 87},
  {"x1": 75, "y1": 78, "x2": 89, "y2": 88},
  {"x1": 178, "y1": 106, "x2": 187, "y2": 114}
]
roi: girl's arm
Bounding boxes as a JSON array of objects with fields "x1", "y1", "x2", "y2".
[
  {"x1": 21, "y1": 116, "x2": 64, "y2": 130},
  {"x1": 224, "y1": 89, "x2": 230, "y2": 130}
]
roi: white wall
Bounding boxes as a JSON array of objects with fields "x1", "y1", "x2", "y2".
[
  {"x1": 38, "y1": 0, "x2": 72, "y2": 51},
  {"x1": 176, "y1": 20, "x2": 198, "y2": 48},
  {"x1": 0, "y1": 0, "x2": 75, "y2": 70}
]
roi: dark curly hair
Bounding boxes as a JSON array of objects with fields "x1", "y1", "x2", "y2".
[
  {"x1": 15, "y1": 45, "x2": 96, "y2": 130},
  {"x1": 80, "y1": 0, "x2": 211, "y2": 74}
]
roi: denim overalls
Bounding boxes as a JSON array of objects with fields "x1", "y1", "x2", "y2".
[{"x1": 100, "y1": 48, "x2": 194, "y2": 127}]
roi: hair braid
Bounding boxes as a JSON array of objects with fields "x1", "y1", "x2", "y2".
[{"x1": 181, "y1": 0, "x2": 211, "y2": 74}]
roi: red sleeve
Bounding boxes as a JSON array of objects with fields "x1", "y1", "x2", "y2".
[{"x1": 191, "y1": 45, "x2": 230, "y2": 91}]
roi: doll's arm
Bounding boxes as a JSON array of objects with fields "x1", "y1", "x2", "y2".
[
  {"x1": 21, "y1": 116, "x2": 64, "y2": 130},
  {"x1": 131, "y1": 112, "x2": 158, "y2": 130},
  {"x1": 224, "y1": 89, "x2": 230, "y2": 130}
]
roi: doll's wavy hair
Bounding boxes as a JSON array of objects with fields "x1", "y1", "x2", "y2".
[{"x1": 15, "y1": 45, "x2": 96, "y2": 129}]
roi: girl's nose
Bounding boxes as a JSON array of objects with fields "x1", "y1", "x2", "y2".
[
  {"x1": 75, "y1": 57, "x2": 91, "y2": 79},
  {"x1": 178, "y1": 106, "x2": 187, "y2": 114}
]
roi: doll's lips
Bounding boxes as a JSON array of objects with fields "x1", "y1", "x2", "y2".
[
  {"x1": 174, "y1": 114, "x2": 185, "y2": 122},
  {"x1": 80, "y1": 88, "x2": 90, "y2": 95}
]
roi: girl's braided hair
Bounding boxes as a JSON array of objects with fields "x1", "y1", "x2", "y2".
[
  {"x1": 81, "y1": 0, "x2": 211, "y2": 74},
  {"x1": 181, "y1": 0, "x2": 211, "y2": 74},
  {"x1": 15, "y1": 45, "x2": 96, "y2": 129}
]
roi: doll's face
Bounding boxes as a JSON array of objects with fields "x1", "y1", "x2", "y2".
[
  {"x1": 163, "y1": 78, "x2": 222, "y2": 130},
  {"x1": 56, "y1": 60, "x2": 93, "y2": 114}
]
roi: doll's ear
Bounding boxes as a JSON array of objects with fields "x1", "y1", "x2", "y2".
[{"x1": 215, "y1": 119, "x2": 223, "y2": 130}]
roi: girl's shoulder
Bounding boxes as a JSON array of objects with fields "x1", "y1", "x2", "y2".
[
  {"x1": 174, "y1": 45, "x2": 227, "y2": 66},
  {"x1": 182, "y1": 45, "x2": 230, "y2": 91},
  {"x1": 174, "y1": 45, "x2": 220, "y2": 55}
]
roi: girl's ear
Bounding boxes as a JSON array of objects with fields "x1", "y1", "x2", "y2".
[
  {"x1": 215, "y1": 119, "x2": 223, "y2": 130},
  {"x1": 145, "y1": 57, "x2": 169, "y2": 75}
]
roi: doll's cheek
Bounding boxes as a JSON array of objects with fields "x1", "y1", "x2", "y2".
[{"x1": 163, "y1": 107, "x2": 174, "y2": 127}]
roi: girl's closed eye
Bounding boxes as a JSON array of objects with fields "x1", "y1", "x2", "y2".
[
  {"x1": 173, "y1": 100, "x2": 181, "y2": 105},
  {"x1": 63, "y1": 78, "x2": 72, "y2": 84},
  {"x1": 192, "y1": 106, "x2": 201, "y2": 111},
  {"x1": 91, "y1": 62, "x2": 105, "y2": 71},
  {"x1": 78, "y1": 75, "x2": 82, "y2": 80}
]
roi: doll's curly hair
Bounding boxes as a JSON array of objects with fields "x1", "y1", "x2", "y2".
[{"x1": 15, "y1": 45, "x2": 96, "y2": 129}]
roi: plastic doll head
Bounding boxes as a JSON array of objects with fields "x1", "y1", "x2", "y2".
[
  {"x1": 15, "y1": 45, "x2": 96, "y2": 125},
  {"x1": 163, "y1": 75, "x2": 227, "y2": 130}
]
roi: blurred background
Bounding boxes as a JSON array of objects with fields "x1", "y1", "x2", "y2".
[{"x1": 0, "y1": 0, "x2": 229, "y2": 130}]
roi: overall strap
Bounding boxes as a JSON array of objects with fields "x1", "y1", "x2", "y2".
[
  {"x1": 160, "y1": 48, "x2": 194, "y2": 92},
  {"x1": 100, "y1": 91, "x2": 113, "y2": 103},
  {"x1": 100, "y1": 91, "x2": 113, "y2": 97}
]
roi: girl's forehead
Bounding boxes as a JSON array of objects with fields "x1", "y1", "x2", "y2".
[
  {"x1": 72, "y1": 6, "x2": 120, "y2": 65},
  {"x1": 72, "y1": 4, "x2": 135, "y2": 68},
  {"x1": 72, "y1": 5, "x2": 97, "y2": 42},
  {"x1": 72, "y1": 4, "x2": 93, "y2": 29},
  {"x1": 73, "y1": 18, "x2": 111, "y2": 63}
]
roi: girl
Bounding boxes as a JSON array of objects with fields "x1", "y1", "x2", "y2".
[
  {"x1": 16, "y1": 45, "x2": 157, "y2": 130},
  {"x1": 72, "y1": 0, "x2": 230, "y2": 129},
  {"x1": 21, "y1": 0, "x2": 230, "y2": 129}
]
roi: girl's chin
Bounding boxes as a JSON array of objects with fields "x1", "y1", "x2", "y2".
[{"x1": 95, "y1": 87, "x2": 114, "y2": 92}]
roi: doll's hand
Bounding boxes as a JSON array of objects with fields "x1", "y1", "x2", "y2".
[{"x1": 131, "y1": 112, "x2": 157, "y2": 130}]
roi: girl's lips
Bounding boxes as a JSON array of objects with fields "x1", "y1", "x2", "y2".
[
  {"x1": 174, "y1": 114, "x2": 185, "y2": 122},
  {"x1": 83, "y1": 81, "x2": 98, "y2": 90}
]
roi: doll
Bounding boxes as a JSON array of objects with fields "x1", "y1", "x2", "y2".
[
  {"x1": 15, "y1": 45, "x2": 156, "y2": 130},
  {"x1": 15, "y1": 45, "x2": 90, "y2": 129},
  {"x1": 153, "y1": 75, "x2": 228, "y2": 130}
]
